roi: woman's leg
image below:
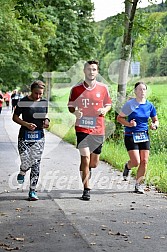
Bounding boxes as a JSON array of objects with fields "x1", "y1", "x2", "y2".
[
  {"x1": 127, "y1": 150, "x2": 140, "y2": 169},
  {"x1": 136, "y1": 150, "x2": 149, "y2": 184},
  {"x1": 18, "y1": 139, "x2": 32, "y2": 175},
  {"x1": 29, "y1": 139, "x2": 44, "y2": 191}
]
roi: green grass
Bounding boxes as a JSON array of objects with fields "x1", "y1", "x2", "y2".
[
  {"x1": 146, "y1": 153, "x2": 167, "y2": 192},
  {"x1": 101, "y1": 139, "x2": 167, "y2": 193},
  {"x1": 100, "y1": 140, "x2": 128, "y2": 170}
]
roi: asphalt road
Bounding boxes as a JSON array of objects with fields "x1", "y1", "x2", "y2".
[{"x1": 0, "y1": 107, "x2": 167, "y2": 252}]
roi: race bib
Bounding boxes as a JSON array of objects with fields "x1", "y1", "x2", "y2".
[
  {"x1": 133, "y1": 132, "x2": 149, "y2": 143},
  {"x1": 79, "y1": 116, "x2": 96, "y2": 128},
  {"x1": 25, "y1": 130, "x2": 42, "y2": 141}
]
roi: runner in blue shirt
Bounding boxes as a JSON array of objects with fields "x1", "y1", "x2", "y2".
[{"x1": 117, "y1": 81, "x2": 159, "y2": 194}]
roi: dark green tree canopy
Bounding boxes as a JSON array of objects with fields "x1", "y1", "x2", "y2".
[{"x1": 0, "y1": 0, "x2": 98, "y2": 90}]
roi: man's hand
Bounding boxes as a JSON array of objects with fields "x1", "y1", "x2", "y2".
[
  {"x1": 73, "y1": 108, "x2": 83, "y2": 119},
  {"x1": 97, "y1": 108, "x2": 107, "y2": 116}
]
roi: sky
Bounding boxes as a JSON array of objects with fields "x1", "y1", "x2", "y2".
[{"x1": 92, "y1": 0, "x2": 163, "y2": 21}]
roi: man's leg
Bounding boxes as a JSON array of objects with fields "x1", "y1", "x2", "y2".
[
  {"x1": 79, "y1": 147, "x2": 90, "y2": 189},
  {"x1": 79, "y1": 147, "x2": 91, "y2": 200},
  {"x1": 89, "y1": 153, "x2": 100, "y2": 168},
  {"x1": 89, "y1": 153, "x2": 100, "y2": 179}
]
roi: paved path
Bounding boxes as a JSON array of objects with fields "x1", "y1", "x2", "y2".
[{"x1": 0, "y1": 107, "x2": 167, "y2": 252}]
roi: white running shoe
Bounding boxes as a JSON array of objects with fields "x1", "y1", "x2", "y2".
[{"x1": 135, "y1": 184, "x2": 145, "y2": 194}]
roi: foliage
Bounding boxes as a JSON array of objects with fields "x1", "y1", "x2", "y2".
[
  {"x1": 0, "y1": 0, "x2": 56, "y2": 89},
  {"x1": 0, "y1": 0, "x2": 98, "y2": 90},
  {"x1": 43, "y1": 0, "x2": 98, "y2": 71},
  {"x1": 158, "y1": 47, "x2": 167, "y2": 76},
  {"x1": 96, "y1": 3, "x2": 167, "y2": 81}
]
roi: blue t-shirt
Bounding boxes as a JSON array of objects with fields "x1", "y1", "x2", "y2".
[{"x1": 121, "y1": 98, "x2": 157, "y2": 134}]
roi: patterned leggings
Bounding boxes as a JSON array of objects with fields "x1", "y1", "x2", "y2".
[{"x1": 18, "y1": 138, "x2": 45, "y2": 190}]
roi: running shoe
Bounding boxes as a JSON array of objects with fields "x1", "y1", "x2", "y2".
[
  {"x1": 17, "y1": 173, "x2": 25, "y2": 184},
  {"x1": 134, "y1": 184, "x2": 145, "y2": 194},
  {"x1": 28, "y1": 191, "x2": 39, "y2": 201},
  {"x1": 82, "y1": 188, "x2": 90, "y2": 201},
  {"x1": 123, "y1": 163, "x2": 130, "y2": 181}
]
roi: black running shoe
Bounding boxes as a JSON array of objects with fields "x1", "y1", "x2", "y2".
[
  {"x1": 123, "y1": 163, "x2": 130, "y2": 181},
  {"x1": 82, "y1": 188, "x2": 90, "y2": 201},
  {"x1": 17, "y1": 173, "x2": 25, "y2": 184}
]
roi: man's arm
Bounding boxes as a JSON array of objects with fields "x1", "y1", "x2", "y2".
[
  {"x1": 68, "y1": 107, "x2": 83, "y2": 119},
  {"x1": 97, "y1": 105, "x2": 111, "y2": 116}
]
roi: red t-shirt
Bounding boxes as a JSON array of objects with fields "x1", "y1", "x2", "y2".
[
  {"x1": 68, "y1": 81, "x2": 112, "y2": 135},
  {"x1": 0, "y1": 94, "x2": 3, "y2": 107}
]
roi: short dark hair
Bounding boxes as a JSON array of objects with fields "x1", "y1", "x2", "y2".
[
  {"x1": 31, "y1": 80, "x2": 45, "y2": 91},
  {"x1": 84, "y1": 60, "x2": 99, "y2": 69},
  {"x1": 134, "y1": 81, "x2": 147, "y2": 90}
]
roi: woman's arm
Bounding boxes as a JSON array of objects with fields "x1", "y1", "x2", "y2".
[
  {"x1": 117, "y1": 112, "x2": 137, "y2": 127},
  {"x1": 150, "y1": 115, "x2": 159, "y2": 130},
  {"x1": 12, "y1": 114, "x2": 37, "y2": 131}
]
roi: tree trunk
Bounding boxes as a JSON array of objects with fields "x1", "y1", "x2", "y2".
[
  {"x1": 117, "y1": 0, "x2": 138, "y2": 100},
  {"x1": 114, "y1": 0, "x2": 139, "y2": 138},
  {"x1": 116, "y1": 0, "x2": 139, "y2": 107}
]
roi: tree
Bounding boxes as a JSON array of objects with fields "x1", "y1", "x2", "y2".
[
  {"x1": 14, "y1": 0, "x2": 98, "y2": 73},
  {"x1": 117, "y1": 0, "x2": 139, "y2": 107},
  {"x1": 159, "y1": 47, "x2": 167, "y2": 76},
  {"x1": 116, "y1": 0, "x2": 167, "y2": 104},
  {"x1": 0, "y1": 0, "x2": 56, "y2": 89},
  {"x1": 44, "y1": 0, "x2": 98, "y2": 72},
  {"x1": 0, "y1": 0, "x2": 98, "y2": 90},
  {"x1": 114, "y1": 0, "x2": 156, "y2": 137}
]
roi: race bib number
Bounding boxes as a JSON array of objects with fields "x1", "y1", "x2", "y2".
[
  {"x1": 133, "y1": 132, "x2": 149, "y2": 143},
  {"x1": 79, "y1": 116, "x2": 96, "y2": 128},
  {"x1": 25, "y1": 130, "x2": 41, "y2": 141}
]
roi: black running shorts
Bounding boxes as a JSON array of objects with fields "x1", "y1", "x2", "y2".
[
  {"x1": 76, "y1": 132, "x2": 104, "y2": 154},
  {"x1": 124, "y1": 135, "x2": 150, "y2": 151}
]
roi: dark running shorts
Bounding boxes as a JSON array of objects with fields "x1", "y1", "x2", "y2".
[
  {"x1": 76, "y1": 132, "x2": 104, "y2": 154},
  {"x1": 124, "y1": 135, "x2": 150, "y2": 151}
]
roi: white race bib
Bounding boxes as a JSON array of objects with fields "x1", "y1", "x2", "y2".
[{"x1": 133, "y1": 132, "x2": 149, "y2": 143}]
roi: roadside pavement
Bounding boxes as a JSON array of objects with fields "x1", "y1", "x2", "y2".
[{"x1": 0, "y1": 107, "x2": 167, "y2": 252}]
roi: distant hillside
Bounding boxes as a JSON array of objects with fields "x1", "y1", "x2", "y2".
[
  {"x1": 95, "y1": 2, "x2": 167, "y2": 79},
  {"x1": 96, "y1": 2, "x2": 167, "y2": 26},
  {"x1": 138, "y1": 1, "x2": 167, "y2": 13}
]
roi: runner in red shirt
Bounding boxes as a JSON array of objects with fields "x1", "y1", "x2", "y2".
[
  {"x1": 68, "y1": 60, "x2": 112, "y2": 200},
  {"x1": 0, "y1": 90, "x2": 4, "y2": 114}
]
